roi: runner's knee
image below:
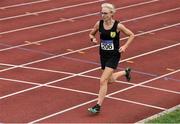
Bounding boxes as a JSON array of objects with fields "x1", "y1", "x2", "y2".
[
  {"x1": 109, "y1": 76, "x2": 116, "y2": 82},
  {"x1": 100, "y1": 77, "x2": 109, "y2": 86}
]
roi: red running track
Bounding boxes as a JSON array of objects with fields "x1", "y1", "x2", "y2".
[{"x1": 0, "y1": 0, "x2": 179, "y2": 123}]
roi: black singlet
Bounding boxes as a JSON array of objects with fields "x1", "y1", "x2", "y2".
[{"x1": 99, "y1": 20, "x2": 120, "y2": 56}]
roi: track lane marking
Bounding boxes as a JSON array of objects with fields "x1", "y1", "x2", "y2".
[
  {"x1": 0, "y1": 0, "x2": 163, "y2": 35},
  {"x1": 28, "y1": 69, "x2": 179, "y2": 123}
]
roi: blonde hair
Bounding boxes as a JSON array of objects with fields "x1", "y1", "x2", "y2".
[{"x1": 101, "y1": 3, "x2": 116, "y2": 14}]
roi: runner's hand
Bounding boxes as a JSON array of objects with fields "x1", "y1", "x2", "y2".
[
  {"x1": 91, "y1": 38, "x2": 98, "y2": 45},
  {"x1": 119, "y1": 45, "x2": 127, "y2": 53}
]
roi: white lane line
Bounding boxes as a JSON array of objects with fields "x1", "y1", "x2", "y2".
[
  {"x1": 0, "y1": 0, "x2": 49, "y2": 10},
  {"x1": 107, "y1": 69, "x2": 180, "y2": 97},
  {"x1": 0, "y1": 77, "x2": 41, "y2": 86},
  {"x1": 25, "y1": 0, "x2": 106, "y2": 15},
  {"x1": 0, "y1": 77, "x2": 166, "y2": 118},
  {"x1": 0, "y1": 0, "x2": 105, "y2": 21},
  {"x1": 133, "y1": 84, "x2": 180, "y2": 95},
  {"x1": 0, "y1": 0, "x2": 156, "y2": 21},
  {"x1": 81, "y1": 75, "x2": 180, "y2": 95},
  {"x1": 0, "y1": 41, "x2": 179, "y2": 99},
  {"x1": 108, "y1": 97, "x2": 166, "y2": 110},
  {"x1": 0, "y1": 8, "x2": 179, "y2": 53},
  {"x1": 0, "y1": 0, "x2": 160, "y2": 34},
  {"x1": 0, "y1": 58, "x2": 180, "y2": 95},
  {"x1": 0, "y1": 77, "x2": 167, "y2": 111},
  {"x1": 0, "y1": 23, "x2": 179, "y2": 73},
  {"x1": 1, "y1": 65, "x2": 179, "y2": 96},
  {"x1": 123, "y1": 7, "x2": 180, "y2": 23},
  {"x1": 13, "y1": 24, "x2": 180, "y2": 65},
  {"x1": 0, "y1": 74, "x2": 79, "y2": 100},
  {"x1": 28, "y1": 70, "x2": 179, "y2": 123}
]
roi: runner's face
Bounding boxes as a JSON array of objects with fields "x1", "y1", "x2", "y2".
[{"x1": 101, "y1": 8, "x2": 112, "y2": 21}]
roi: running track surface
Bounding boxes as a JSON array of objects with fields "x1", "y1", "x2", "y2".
[{"x1": 0, "y1": 0, "x2": 179, "y2": 123}]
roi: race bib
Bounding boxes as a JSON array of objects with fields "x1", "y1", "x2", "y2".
[{"x1": 101, "y1": 40, "x2": 114, "y2": 50}]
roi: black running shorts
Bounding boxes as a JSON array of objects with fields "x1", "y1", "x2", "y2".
[{"x1": 100, "y1": 52, "x2": 121, "y2": 70}]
